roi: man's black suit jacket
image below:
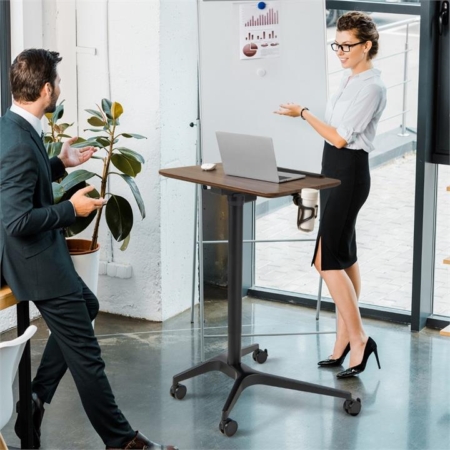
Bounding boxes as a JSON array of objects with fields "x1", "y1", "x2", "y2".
[{"x1": 0, "y1": 109, "x2": 80, "y2": 301}]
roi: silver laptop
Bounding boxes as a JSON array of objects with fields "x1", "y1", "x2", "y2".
[{"x1": 216, "y1": 131, "x2": 306, "y2": 183}]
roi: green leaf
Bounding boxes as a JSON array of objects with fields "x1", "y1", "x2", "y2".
[
  {"x1": 115, "y1": 147, "x2": 145, "y2": 164},
  {"x1": 94, "y1": 137, "x2": 111, "y2": 148},
  {"x1": 113, "y1": 173, "x2": 146, "y2": 219},
  {"x1": 71, "y1": 139, "x2": 104, "y2": 149},
  {"x1": 106, "y1": 117, "x2": 119, "y2": 128},
  {"x1": 83, "y1": 128, "x2": 105, "y2": 133},
  {"x1": 102, "y1": 99, "x2": 113, "y2": 119},
  {"x1": 111, "y1": 102, "x2": 123, "y2": 120},
  {"x1": 120, "y1": 233, "x2": 131, "y2": 251},
  {"x1": 65, "y1": 211, "x2": 97, "y2": 237},
  {"x1": 86, "y1": 185, "x2": 100, "y2": 199},
  {"x1": 52, "y1": 102, "x2": 65, "y2": 122},
  {"x1": 111, "y1": 154, "x2": 142, "y2": 177},
  {"x1": 105, "y1": 195, "x2": 133, "y2": 242},
  {"x1": 61, "y1": 170, "x2": 96, "y2": 191},
  {"x1": 57, "y1": 123, "x2": 73, "y2": 133},
  {"x1": 56, "y1": 133, "x2": 72, "y2": 139},
  {"x1": 121, "y1": 133, "x2": 147, "y2": 139},
  {"x1": 63, "y1": 185, "x2": 100, "y2": 236},
  {"x1": 88, "y1": 116, "x2": 106, "y2": 127},
  {"x1": 85, "y1": 109, "x2": 103, "y2": 119},
  {"x1": 52, "y1": 182, "x2": 65, "y2": 203},
  {"x1": 46, "y1": 142, "x2": 63, "y2": 158}
]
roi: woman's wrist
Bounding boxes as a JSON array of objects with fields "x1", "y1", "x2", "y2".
[{"x1": 300, "y1": 107, "x2": 309, "y2": 120}]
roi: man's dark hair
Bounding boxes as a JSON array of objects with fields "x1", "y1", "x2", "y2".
[{"x1": 10, "y1": 49, "x2": 62, "y2": 102}]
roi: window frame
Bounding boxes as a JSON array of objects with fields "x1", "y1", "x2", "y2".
[{"x1": 250, "y1": 0, "x2": 448, "y2": 331}]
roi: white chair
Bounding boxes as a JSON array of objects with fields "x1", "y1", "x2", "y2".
[{"x1": 0, "y1": 325, "x2": 37, "y2": 450}]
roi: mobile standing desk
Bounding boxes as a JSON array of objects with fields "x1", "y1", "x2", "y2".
[{"x1": 159, "y1": 164, "x2": 362, "y2": 436}]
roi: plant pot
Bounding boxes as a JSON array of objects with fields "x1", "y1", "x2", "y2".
[{"x1": 66, "y1": 238, "x2": 100, "y2": 295}]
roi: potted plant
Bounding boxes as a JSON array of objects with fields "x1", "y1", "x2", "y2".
[
  {"x1": 45, "y1": 101, "x2": 101, "y2": 234},
  {"x1": 45, "y1": 99, "x2": 146, "y2": 292}
]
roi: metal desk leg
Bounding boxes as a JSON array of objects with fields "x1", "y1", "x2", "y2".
[
  {"x1": 17, "y1": 302, "x2": 33, "y2": 449},
  {"x1": 226, "y1": 193, "x2": 245, "y2": 366}
]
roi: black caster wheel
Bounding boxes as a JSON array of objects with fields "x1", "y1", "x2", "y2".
[
  {"x1": 343, "y1": 397, "x2": 361, "y2": 416},
  {"x1": 252, "y1": 348, "x2": 268, "y2": 364},
  {"x1": 219, "y1": 418, "x2": 238, "y2": 437},
  {"x1": 170, "y1": 384, "x2": 187, "y2": 400}
]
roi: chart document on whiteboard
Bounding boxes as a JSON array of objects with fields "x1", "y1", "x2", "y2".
[{"x1": 239, "y1": 2, "x2": 281, "y2": 60}]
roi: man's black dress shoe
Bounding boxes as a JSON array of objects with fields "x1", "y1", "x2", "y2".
[
  {"x1": 106, "y1": 431, "x2": 179, "y2": 450},
  {"x1": 14, "y1": 392, "x2": 45, "y2": 449}
]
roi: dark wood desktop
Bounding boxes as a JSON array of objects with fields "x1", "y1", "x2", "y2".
[
  {"x1": 159, "y1": 163, "x2": 362, "y2": 436},
  {"x1": 160, "y1": 163, "x2": 338, "y2": 198}
]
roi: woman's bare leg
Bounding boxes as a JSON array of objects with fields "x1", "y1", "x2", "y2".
[
  {"x1": 344, "y1": 262, "x2": 361, "y2": 299},
  {"x1": 314, "y1": 239, "x2": 367, "y2": 367},
  {"x1": 334, "y1": 262, "x2": 362, "y2": 355}
]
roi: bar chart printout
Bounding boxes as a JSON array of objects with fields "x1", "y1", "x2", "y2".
[{"x1": 239, "y1": 2, "x2": 281, "y2": 60}]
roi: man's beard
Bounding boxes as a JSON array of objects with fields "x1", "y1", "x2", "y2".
[{"x1": 44, "y1": 89, "x2": 58, "y2": 114}]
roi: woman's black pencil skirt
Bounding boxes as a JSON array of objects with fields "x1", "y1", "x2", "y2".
[{"x1": 312, "y1": 141, "x2": 371, "y2": 271}]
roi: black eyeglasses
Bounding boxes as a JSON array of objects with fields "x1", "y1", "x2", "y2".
[{"x1": 331, "y1": 41, "x2": 366, "y2": 52}]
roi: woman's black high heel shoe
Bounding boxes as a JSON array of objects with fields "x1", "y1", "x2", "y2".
[
  {"x1": 318, "y1": 343, "x2": 351, "y2": 367},
  {"x1": 336, "y1": 337, "x2": 381, "y2": 378}
]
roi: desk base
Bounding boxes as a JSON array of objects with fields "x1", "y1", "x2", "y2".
[
  {"x1": 170, "y1": 344, "x2": 361, "y2": 436},
  {"x1": 171, "y1": 192, "x2": 361, "y2": 436}
]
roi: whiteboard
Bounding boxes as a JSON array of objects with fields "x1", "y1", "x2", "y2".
[{"x1": 198, "y1": 0, "x2": 328, "y2": 172}]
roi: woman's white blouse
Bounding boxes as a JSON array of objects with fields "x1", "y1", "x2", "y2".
[{"x1": 325, "y1": 68, "x2": 387, "y2": 153}]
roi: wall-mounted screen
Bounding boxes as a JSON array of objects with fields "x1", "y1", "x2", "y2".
[{"x1": 432, "y1": 0, "x2": 449, "y2": 165}]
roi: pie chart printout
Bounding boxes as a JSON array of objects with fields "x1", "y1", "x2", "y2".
[
  {"x1": 243, "y1": 43, "x2": 258, "y2": 57},
  {"x1": 239, "y1": 2, "x2": 281, "y2": 60}
]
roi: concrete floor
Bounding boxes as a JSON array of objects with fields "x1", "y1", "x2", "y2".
[{"x1": 2, "y1": 297, "x2": 450, "y2": 450}]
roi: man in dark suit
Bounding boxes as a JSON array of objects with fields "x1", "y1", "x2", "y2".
[{"x1": 0, "y1": 49, "x2": 177, "y2": 450}]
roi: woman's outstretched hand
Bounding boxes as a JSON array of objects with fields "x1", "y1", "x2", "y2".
[{"x1": 273, "y1": 103, "x2": 303, "y2": 117}]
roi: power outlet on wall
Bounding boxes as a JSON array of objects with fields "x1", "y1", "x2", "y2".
[{"x1": 99, "y1": 261, "x2": 132, "y2": 279}]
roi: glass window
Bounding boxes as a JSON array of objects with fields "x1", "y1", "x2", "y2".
[{"x1": 254, "y1": 10, "x2": 421, "y2": 313}]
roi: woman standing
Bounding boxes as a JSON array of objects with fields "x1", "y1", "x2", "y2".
[{"x1": 275, "y1": 12, "x2": 386, "y2": 378}]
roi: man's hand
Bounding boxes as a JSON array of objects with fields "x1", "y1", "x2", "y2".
[
  {"x1": 58, "y1": 136, "x2": 97, "y2": 168},
  {"x1": 70, "y1": 186, "x2": 106, "y2": 217}
]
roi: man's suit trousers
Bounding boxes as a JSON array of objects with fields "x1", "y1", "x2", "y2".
[{"x1": 32, "y1": 278, "x2": 136, "y2": 448}]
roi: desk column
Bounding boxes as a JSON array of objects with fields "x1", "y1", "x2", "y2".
[{"x1": 227, "y1": 193, "x2": 256, "y2": 367}]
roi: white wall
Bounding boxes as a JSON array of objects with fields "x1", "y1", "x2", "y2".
[
  {"x1": 1, "y1": 0, "x2": 198, "y2": 333},
  {"x1": 71, "y1": 0, "x2": 165, "y2": 320},
  {"x1": 68, "y1": 0, "x2": 198, "y2": 321},
  {"x1": 10, "y1": 0, "x2": 43, "y2": 58},
  {"x1": 159, "y1": 0, "x2": 199, "y2": 320}
]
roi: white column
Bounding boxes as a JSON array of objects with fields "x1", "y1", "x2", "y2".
[{"x1": 10, "y1": 0, "x2": 43, "y2": 58}]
